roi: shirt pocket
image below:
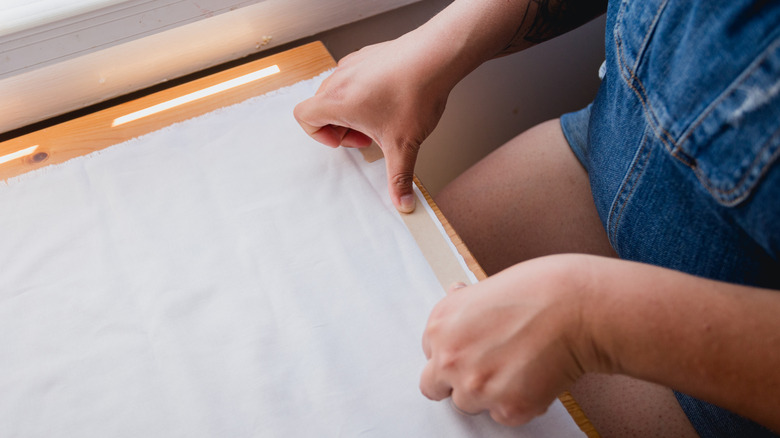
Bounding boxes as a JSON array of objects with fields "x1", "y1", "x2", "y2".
[
  {"x1": 614, "y1": 0, "x2": 780, "y2": 207},
  {"x1": 677, "y1": 38, "x2": 780, "y2": 207}
]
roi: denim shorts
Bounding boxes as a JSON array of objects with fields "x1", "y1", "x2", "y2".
[{"x1": 560, "y1": 1, "x2": 780, "y2": 436}]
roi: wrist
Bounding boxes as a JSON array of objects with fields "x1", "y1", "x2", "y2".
[
  {"x1": 399, "y1": 0, "x2": 519, "y2": 93},
  {"x1": 557, "y1": 254, "x2": 619, "y2": 376},
  {"x1": 395, "y1": 27, "x2": 473, "y2": 98}
]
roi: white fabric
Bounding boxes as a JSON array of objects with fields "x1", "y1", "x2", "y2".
[{"x1": 0, "y1": 73, "x2": 582, "y2": 437}]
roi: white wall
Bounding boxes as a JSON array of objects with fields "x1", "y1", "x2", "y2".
[{"x1": 293, "y1": 0, "x2": 607, "y2": 194}]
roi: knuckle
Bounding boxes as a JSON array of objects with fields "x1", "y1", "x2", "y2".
[
  {"x1": 389, "y1": 171, "x2": 414, "y2": 190},
  {"x1": 436, "y1": 350, "x2": 458, "y2": 372},
  {"x1": 490, "y1": 404, "x2": 526, "y2": 427},
  {"x1": 419, "y1": 381, "x2": 433, "y2": 399},
  {"x1": 337, "y1": 51, "x2": 358, "y2": 66},
  {"x1": 323, "y1": 82, "x2": 345, "y2": 102},
  {"x1": 423, "y1": 319, "x2": 441, "y2": 341},
  {"x1": 395, "y1": 138, "x2": 421, "y2": 160},
  {"x1": 461, "y1": 372, "x2": 488, "y2": 398},
  {"x1": 423, "y1": 309, "x2": 447, "y2": 343},
  {"x1": 427, "y1": 302, "x2": 449, "y2": 323},
  {"x1": 490, "y1": 399, "x2": 547, "y2": 427},
  {"x1": 419, "y1": 381, "x2": 441, "y2": 401},
  {"x1": 292, "y1": 101, "x2": 307, "y2": 121},
  {"x1": 382, "y1": 132, "x2": 420, "y2": 157},
  {"x1": 316, "y1": 74, "x2": 333, "y2": 93}
]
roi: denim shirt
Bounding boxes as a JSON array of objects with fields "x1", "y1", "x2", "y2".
[
  {"x1": 561, "y1": 2, "x2": 780, "y2": 435},
  {"x1": 585, "y1": 0, "x2": 780, "y2": 288}
]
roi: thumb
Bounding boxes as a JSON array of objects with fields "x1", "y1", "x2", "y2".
[
  {"x1": 447, "y1": 282, "x2": 468, "y2": 294},
  {"x1": 383, "y1": 142, "x2": 420, "y2": 214}
]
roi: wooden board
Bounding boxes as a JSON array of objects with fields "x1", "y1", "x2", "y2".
[
  {"x1": 413, "y1": 178, "x2": 599, "y2": 438},
  {"x1": 0, "y1": 41, "x2": 598, "y2": 438},
  {"x1": 0, "y1": 41, "x2": 335, "y2": 181},
  {"x1": 0, "y1": 0, "x2": 422, "y2": 133}
]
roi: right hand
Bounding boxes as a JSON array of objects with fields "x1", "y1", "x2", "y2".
[
  {"x1": 420, "y1": 255, "x2": 597, "y2": 426},
  {"x1": 293, "y1": 36, "x2": 453, "y2": 213}
]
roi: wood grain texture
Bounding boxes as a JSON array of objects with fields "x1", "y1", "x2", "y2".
[
  {"x1": 413, "y1": 176, "x2": 600, "y2": 438},
  {"x1": 0, "y1": 0, "x2": 421, "y2": 133},
  {"x1": 413, "y1": 175, "x2": 487, "y2": 282},
  {"x1": 0, "y1": 42, "x2": 335, "y2": 181},
  {"x1": 560, "y1": 392, "x2": 601, "y2": 438}
]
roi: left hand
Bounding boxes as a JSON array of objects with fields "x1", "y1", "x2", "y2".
[
  {"x1": 420, "y1": 255, "x2": 595, "y2": 426},
  {"x1": 293, "y1": 35, "x2": 453, "y2": 214}
]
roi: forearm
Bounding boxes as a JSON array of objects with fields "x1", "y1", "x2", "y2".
[
  {"x1": 498, "y1": 0, "x2": 608, "y2": 55},
  {"x1": 403, "y1": 0, "x2": 607, "y2": 92},
  {"x1": 580, "y1": 256, "x2": 780, "y2": 430}
]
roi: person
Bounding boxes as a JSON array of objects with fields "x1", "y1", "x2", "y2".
[{"x1": 293, "y1": 0, "x2": 780, "y2": 436}]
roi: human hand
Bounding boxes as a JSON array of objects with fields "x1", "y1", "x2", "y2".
[
  {"x1": 420, "y1": 255, "x2": 597, "y2": 426},
  {"x1": 294, "y1": 35, "x2": 454, "y2": 213}
]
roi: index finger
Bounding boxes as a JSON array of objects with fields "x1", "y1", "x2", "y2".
[
  {"x1": 293, "y1": 96, "x2": 330, "y2": 137},
  {"x1": 294, "y1": 97, "x2": 372, "y2": 149},
  {"x1": 419, "y1": 359, "x2": 453, "y2": 401}
]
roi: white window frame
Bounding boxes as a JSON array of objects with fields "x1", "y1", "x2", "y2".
[{"x1": 0, "y1": 0, "x2": 421, "y2": 133}]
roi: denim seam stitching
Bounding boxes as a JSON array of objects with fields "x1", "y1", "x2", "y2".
[
  {"x1": 615, "y1": 23, "x2": 685, "y2": 167},
  {"x1": 695, "y1": 128, "x2": 780, "y2": 206},
  {"x1": 607, "y1": 129, "x2": 652, "y2": 247},
  {"x1": 677, "y1": 36, "x2": 780, "y2": 147},
  {"x1": 616, "y1": 14, "x2": 780, "y2": 206},
  {"x1": 628, "y1": 0, "x2": 670, "y2": 76}
]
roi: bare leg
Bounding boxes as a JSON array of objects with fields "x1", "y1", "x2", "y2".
[
  {"x1": 434, "y1": 119, "x2": 698, "y2": 437},
  {"x1": 435, "y1": 119, "x2": 615, "y2": 275},
  {"x1": 571, "y1": 374, "x2": 698, "y2": 437}
]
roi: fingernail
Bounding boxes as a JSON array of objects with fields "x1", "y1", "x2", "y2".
[
  {"x1": 399, "y1": 194, "x2": 416, "y2": 213},
  {"x1": 448, "y1": 282, "x2": 467, "y2": 292}
]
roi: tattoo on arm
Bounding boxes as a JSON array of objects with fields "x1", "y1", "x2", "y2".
[{"x1": 499, "y1": 0, "x2": 607, "y2": 55}]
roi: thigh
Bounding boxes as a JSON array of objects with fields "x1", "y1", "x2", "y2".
[
  {"x1": 571, "y1": 374, "x2": 698, "y2": 438},
  {"x1": 435, "y1": 119, "x2": 615, "y2": 275},
  {"x1": 434, "y1": 119, "x2": 698, "y2": 437}
]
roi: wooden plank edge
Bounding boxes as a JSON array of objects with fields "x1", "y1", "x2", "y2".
[
  {"x1": 559, "y1": 391, "x2": 601, "y2": 438},
  {"x1": 413, "y1": 175, "x2": 600, "y2": 438},
  {"x1": 0, "y1": 41, "x2": 336, "y2": 181},
  {"x1": 412, "y1": 175, "x2": 487, "y2": 282}
]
